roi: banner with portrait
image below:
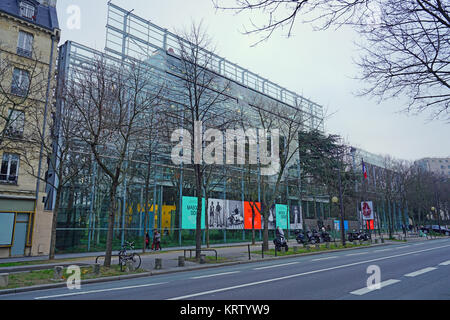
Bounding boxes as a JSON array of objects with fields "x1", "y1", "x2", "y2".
[
  {"x1": 289, "y1": 204, "x2": 303, "y2": 230},
  {"x1": 225, "y1": 200, "x2": 245, "y2": 229},
  {"x1": 207, "y1": 198, "x2": 226, "y2": 230},
  {"x1": 361, "y1": 201, "x2": 374, "y2": 220}
]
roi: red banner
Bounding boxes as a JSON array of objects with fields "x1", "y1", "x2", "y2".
[
  {"x1": 244, "y1": 201, "x2": 262, "y2": 230},
  {"x1": 366, "y1": 220, "x2": 374, "y2": 230}
]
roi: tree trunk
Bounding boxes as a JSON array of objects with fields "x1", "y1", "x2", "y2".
[
  {"x1": 251, "y1": 203, "x2": 256, "y2": 245},
  {"x1": 104, "y1": 183, "x2": 118, "y2": 268},
  {"x1": 205, "y1": 196, "x2": 210, "y2": 248},
  {"x1": 142, "y1": 155, "x2": 151, "y2": 254},
  {"x1": 195, "y1": 164, "x2": 203, "y2": 260},
  {"x1": 262, "y1": 206, "x2": 269, "y2": 251},
  {"x1": 48, "y1": 185, "x2": 62, "y2": 260}
]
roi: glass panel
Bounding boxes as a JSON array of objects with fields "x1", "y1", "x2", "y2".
[{"x1": 0, "y1": 213, "x2": 15, "y2": 246}]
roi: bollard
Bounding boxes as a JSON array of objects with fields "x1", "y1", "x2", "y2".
[
  {"x1": 52, "y1": 266, "x2": 64, "y2": 282},
  {"x1": 154, "y1": 258, "x2": 162, "y2": 270},
  {"x1": 375, "y1": 239, "x2": 379, "y2": 244},
  {"x1": 200, "y1": 255, "x2": 206, "y2": 264},
  {"x1": 248, "y1": 244, "x2": 251, "y2": 260},
  {"x1": 0, "y1": 273, "x2": 9, "y2": 287},
  {"x1": 293, "y1": 246, "x2": 299, "y2": 253},
  {"x1": 92, "y1": 263, "x2": 101, "y2": 276},
  {"x1": 125, "y1": 260, "x2": 135, "y2": 272},
  {"x1": 315, "y1": 244, "x2": 320, "y2": 250},
  {"x1": 178, "y1": 256, "x2": 185, "y2": 267},
  {"x1": 326, "y1": 242, "x2": 330, "y2": 249}
]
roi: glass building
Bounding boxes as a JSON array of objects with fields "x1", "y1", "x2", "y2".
[{"x1": 47, "y1": 3, "x2": 360, "y2": 254}]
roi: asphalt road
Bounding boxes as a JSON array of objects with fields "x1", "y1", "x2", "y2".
[{"x1": 2, "y1": 238, "x2": 450, "y2": 301}]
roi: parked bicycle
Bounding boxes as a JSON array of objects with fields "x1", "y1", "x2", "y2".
[{"x1": 118, "y1": 241, "x2": 141, "y2": 272}]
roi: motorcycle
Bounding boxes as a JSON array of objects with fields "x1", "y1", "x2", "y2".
[
  {"x1": 320, "y1": 229, "x2": 332, "y2": 242},
  {"x1": 294, "y1": 230, "x2": 308, "y2": 244},
  {"x1": 311, "y1": 229, "x2": 322, "y2": 244},
  {"x1": 273, "y1": 235, "x2": 289, "y2": 252},
  {"x1": 304, "y1": 230, "x2": 320, "y2": 244},
  {"x1": 347, "y1": 230, "x2": 370, "y2": 242}
]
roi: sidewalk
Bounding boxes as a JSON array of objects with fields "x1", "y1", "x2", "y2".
[
  {"x1": 0, "y1": 241, "x2": 263, "y2": 273},
  {"x1": 2, "y1": 236, "x2": 447, "y2": 296}
]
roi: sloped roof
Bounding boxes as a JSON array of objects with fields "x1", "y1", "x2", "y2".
[{"x1": 0, "y1": 0, "x2": 59, "y2": 32}]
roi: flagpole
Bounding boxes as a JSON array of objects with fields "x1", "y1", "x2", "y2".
[{"x1": 362, "y1": 159, "x2": 371, "y2": 240}]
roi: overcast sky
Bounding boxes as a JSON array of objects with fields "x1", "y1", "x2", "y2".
[{"x1": 56, "y1": 0, "x2": 449, "y2": 162}]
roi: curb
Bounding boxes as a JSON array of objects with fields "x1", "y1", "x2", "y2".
[{"x1": 0, "y1": 241, "x2": 394, "y2": 296}]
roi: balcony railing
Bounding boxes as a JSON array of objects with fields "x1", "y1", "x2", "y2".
[
  {"x1": 0, "y1": 175, "x2": 18, "y2": 184},
  {"x1": 17, "y1": 47, "x2": 32, "y2": 58}
]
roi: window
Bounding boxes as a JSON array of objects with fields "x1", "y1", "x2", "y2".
[
  {"x1": 19, "y1": 1, "x2": 35, "y2": 19},
  {"x1": 0, "y1": 153, "x2": 20, "y2": 184},
  {"x1": 5, "y1": 109, "x2": 25, "y2": 138},
  {"x1": 11, "y1": 68, "x2": 30, "y2": 96},
  {"x1": 17, "y1": 31, "x2": 33, "y2": 58}
]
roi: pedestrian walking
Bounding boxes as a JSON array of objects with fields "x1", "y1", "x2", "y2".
[
  {"x1": 152, "y1": 230, "x2": 162, "y2": 251},
  {"x1": 145, "y1": 232, "x2": 150, "y2": 249}
]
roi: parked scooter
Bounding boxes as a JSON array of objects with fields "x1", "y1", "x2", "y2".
[
  {"x1": 320, "y1": 229, "x2": 332, "y2": 242},
  {"x1": 294, "y1": 230, "x2": 308, "y2": 244},
  {"x1": 347, "y1": 230, "x2": 370, "y2": 242},
  {"x1": 273, "y1": 235, "x2": 289, "y2": 252}
]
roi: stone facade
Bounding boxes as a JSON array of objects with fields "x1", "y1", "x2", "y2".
[{"x1": 0, "y1": 1, "x2": 59, "y2": 257}]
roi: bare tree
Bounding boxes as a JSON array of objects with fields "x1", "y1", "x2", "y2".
[
  {"x1": 64, "y1": 57, "x2": 163, "y2": 267},
  {"x1": 246, "y1": 95, "x2": 311, "y2": 250},
  {"x1": 213, "y1": 0, "x2": 450, "y2": 120},
  {"x1": 166, "y1": 22, "x2": 236, "y2": 259},
  {"x1": 21, "y1": 76, "x2": 86, "y2": 260}
]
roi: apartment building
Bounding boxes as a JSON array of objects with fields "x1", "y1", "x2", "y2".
[{"x1": 0, "y1": 0, "x2": 60, "y2": 257}]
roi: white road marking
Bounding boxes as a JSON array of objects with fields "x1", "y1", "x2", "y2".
[
  {"x1": 167, "y1": 243, "x2": 450, "y2": 300},
  {"x1": 375, "y1": 249, "x2": 392, "y2": 252},
  {"x1": 350, "y1": 279, "x2": 401, "y2": 296},
  {"x1": 404, "y1": 267, "x2": 437, "y2": 277},
  {"x1": 438, "y1": 260, "x2": 450, "y2": 266},
  {"x1": 35, "y1": 282, "x2": 168, "y2": 300},
  {"x1": 346, "y1": 252, "x2": 369, "y2": 256},
  {"x1": 190, "y1": 271, "x2": 240, "y2": 279},
  {"x1": 253, "y1": 262, "x2": 300, "y2": 270},
  {"x1": 312, "y1": 256, "x2": 338, "y2": 261}
]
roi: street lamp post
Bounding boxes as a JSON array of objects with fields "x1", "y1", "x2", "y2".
[{"x1": 332, "y1": 170, "x2": 346, "y2": 246}]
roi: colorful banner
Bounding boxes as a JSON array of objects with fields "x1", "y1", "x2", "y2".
[
  {"x1": 181, "y1": 196, "x2": 205, "y2": 230},
  {"x1": 289, "y1": 204, "x2": 303, "y2": 230},
  {"x1": 334, "y1": 220, "x2": 349, "y2": 231},
  {"x1": 244, "y1": 201, "x2": 261, "y2": 230},
  {"x1": 225, "y1": 200, "x2": 244, "y2": 229},
  {"x1": 267, "y1": 204, "x2": 276, "y2": 230},
  {"x1": 361, "y1": 201, "x2": 374, "y2": 220},
  {"x1": 275, "y1": 204, "x2": 289, "y2": 230},
  {"x1": 207, "y1": 198, "x2": 226, "y2": 229},
  {"x1": 366, "y1": 220, "x2": 375, "y2": 230}
]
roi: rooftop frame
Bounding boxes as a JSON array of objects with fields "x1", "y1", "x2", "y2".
[{"x1": 105, "y1": 1, "x2": 324, "y2": 132}]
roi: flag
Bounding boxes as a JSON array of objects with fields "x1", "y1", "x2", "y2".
[{"x1": 362, "y1": 160, "x2": 368, "y2": 180}]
